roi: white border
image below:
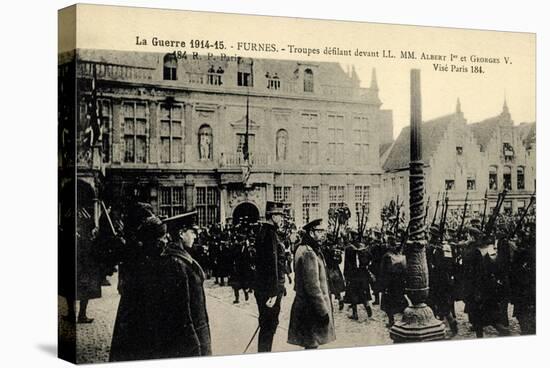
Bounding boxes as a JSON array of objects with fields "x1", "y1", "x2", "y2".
[{"x1": 0, "y1": 1, "x2": 546, "y2": 367}]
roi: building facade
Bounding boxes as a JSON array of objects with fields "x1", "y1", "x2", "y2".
[
  {"x1": 382, "y1": 100, "x2": 535, "y2": 223},
  {"x1": 62, "y1": 50, "x2": 393, "y2": 227}
]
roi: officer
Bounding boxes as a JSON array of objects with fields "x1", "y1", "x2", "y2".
[
  {"x1": 253, "y1": 201, "x2": 287, "y2": 352},
  {"x1": 288, "y1": 219, "x2": 336, "y2": 349}
]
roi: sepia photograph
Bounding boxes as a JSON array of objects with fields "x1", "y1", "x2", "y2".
[{"x1": 56, "y1": 3, "x2": 536, "y2": 365}]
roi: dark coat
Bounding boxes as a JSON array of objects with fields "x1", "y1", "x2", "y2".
[
  {"x1": 343, "y1": 244, "x2": 372, "y2": 304},
  {"x1": 109, "y1": 242, "x2": 211, "y2": 362},
  {"x1": 288, "y1": 236, "x2": 336, "y2": 348},
  {"x1": 323, "y1": 245, "x2": 345, "y2": 295},
  {"x1": 254, "y1": 222, "x2": 286, "y2": 297},
  {"x1": 462, "y1": 243, "x2": 504, "y2": 328},
  {"x1": 379, "y1": 251, "x2": 407, "y2": 315},
  {"x1": 428, "y1": 244, "x2": 456, "y2": 318},
  {"x1": 76, "y1": 218, "x2": 102, "y2": 300},
  {"x1": 229, "y1": 241, "x2": 254, "y2": 290}
]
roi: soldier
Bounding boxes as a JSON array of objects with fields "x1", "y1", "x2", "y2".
[
  {"x1": 323, "y1": 236, "x2": 346, "y2": 311},
  {"x1": 378, "y1": 232, "x2": 407, "y2": 327},
  {"x1": 462, "y1": 227, "x2": 509, "y2": 338},
  {"x1": 253, "y1": 201, "x2": 287, "y2": 352},
  {"x1": 369, "y1": 229, "x2": 386, "y2": 305},
  {"x1": 229, "y1": 233, "x2": 254, "y2": 303},
  {"x1": 343, "y1": 233, "x2": 373, "y2": 320},
  {"x1": 427, "y1": 226, "x2": 458, "y2": 335},
  {"x1": 510, "y1": 222, "x2": 536, "y2": 335},
  {"x1": 288, "y1": 219, "x2": 336, "y2": 349},
  {"x1": 110, "y1": 210, "x2": 212, "y2": 361}
]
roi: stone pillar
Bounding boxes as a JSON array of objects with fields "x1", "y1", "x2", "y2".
[
  {"x1": 111, "y1": 99, "x2": 122, "y2": 164},
  {"x1": 220, "y1": 185, "x2": 228, "y2": 225},
  {"x1": 390, "y1": 69, "x2": 446, "y2": 342},
  {"x1": 149, "y1": 100, "x2": 158, "y2": 164}
]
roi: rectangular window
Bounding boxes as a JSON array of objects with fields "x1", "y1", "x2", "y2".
[
  {"x1": 159, "y1": 103, "x2": 183, "y2": 163},
  {"x1": 353, "y1": 116, "x2": 370, "y2": 163},
  {"x1": 301, "y1": 113, "x2": 319, "y2": 164},
  {"x1": 274, "y1": 186, "x2": 292, "y2": 203},
  {"x1": 489, "y1": 167, "x2": 498, "y2": 190},
  {"x1": 302, "y1": 186, "x2": 320, "y2": 224},
  {"x1": 503, "y1": 169, "x2": 512, "y2": 190},
  {"x1": 329, "y1": 185, "x2": 346, "y2": 209},
  {"x1": 237, "y1": 72, "x2": 252, "y2": 87},
  {"x1": 456, "y1": 146, "x2": 463, "y2": 156},
  {"x1": 196, "y1": 187, "x2": 219, "y2": 226},
  {"x1": 445, "y1": 179, "x2": 455, "y2": 191},
  {"x1": 467, "y1": 178, "x2": 476, "y2": 191},
  {"x1": 123, "y1": 101, "x2": 148, "y2": 163},
  {"x1": 354, "y1": 185, "x2": 371, "y2": 218},
  {"x1": 236, "y1": 133, "x2": 256, "y2": 160},
  {"x1": 327, "y1": 115, "x2": 345, "y2": 165},
  {"x1": 98, "y1": 99, "x2": 112, "y2": 163},
  {"x1": 159, "y1": 186, "x2": 185, "y2": 218},
  {"x1": 517, "y1": 167, "x2": 525, "y2": 190}
]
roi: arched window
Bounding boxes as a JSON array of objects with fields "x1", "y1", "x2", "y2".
[
  {"x1": 276, "y1": 129, "x2": 288, "y2": 161},
  {"x1": 198, "y1": 125, "x2": 213, "y2": 160},
  {"x1": 163, "y1": 54, "x2": 177, "y2": 81},
  {"x1": 517, "y1": 166, "x2": 525, "y2": 190},
  {"x1": 304, "y1": 68, "x2": 314, "y2": 92}
]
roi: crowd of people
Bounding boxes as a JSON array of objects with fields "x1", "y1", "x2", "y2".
[{"x1": 59, "y1": 195, "x2": 536, "y2": 360}]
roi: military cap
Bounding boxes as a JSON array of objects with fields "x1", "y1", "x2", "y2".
[
  {"x1": 265, "y1": 201, "x2": 285, "y2": 216},
  {"x1": 467, "y1": 226, "x2": 484, "y2": 239},
  {"x1": 303, "y1": 218, "x2": 326, "y2": 232},
  {"x1": 163, "y1": 210, "x2": 198, "y2": 236}
]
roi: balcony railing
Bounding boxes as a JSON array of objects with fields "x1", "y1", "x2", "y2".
[
  {"x1": 78, "y1": 61, "x2": 154, "y2": 81},
  {"x1": 219, "y1": 152, "x2": 270, "y2": 167},
  {"x1": 77, "y1": 61, "x2": 373, "y2": 102}
]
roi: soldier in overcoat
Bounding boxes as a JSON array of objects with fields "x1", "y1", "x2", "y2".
[
  {"x1": 109, "y1": 211, "x2": 212, "y2": 361},
  {"x1": 288, "y1": 219, "x2": 336, "y2": 349}
]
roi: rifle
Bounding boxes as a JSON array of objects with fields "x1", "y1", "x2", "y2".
[
  {"x1": 456, "y1": 192, "x2": 469, "y2": 240},
  {"x1": 484, "y1": 189, "x2": 507, "y2": 238},
  {"x1": 438, "y1": 196, "x2": 449, "y2": 244},
  {"x1": 480, "y1": 189, "x2": 488, "y2": 231},
  {"x1": 431, "y1": 191, "x2": 441, "y2": 227},
  {"x1": 508, "y1": 191, "x2": 536, "y2": 239},
  {"x1": 393, "y1": 196, "x2": 401, "y2": 234},
  {"x1": 100, "y1": 200, "x2": 117, "y2": 237}
]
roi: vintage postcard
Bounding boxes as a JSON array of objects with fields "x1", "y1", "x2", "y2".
[{"x1": 58, "y1": 4, "x2": 535, "y2": 364}]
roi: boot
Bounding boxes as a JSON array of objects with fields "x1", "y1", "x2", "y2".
[
  {"x1": 365, "y1": 303, "x2": 373, "y2": 318},
  {"x1": 348, "y1": 305, "x2": 358, "y2": 320}
]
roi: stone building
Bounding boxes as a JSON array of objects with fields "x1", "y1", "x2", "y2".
[
  {"x1": 60, "y1": 49, "x2": 394, "y2": 227},
  {"x1": 469, "y1": 102, "x2": 536, "y2": 214},
  {"x1": 381, "y1": 99, "x2": 536, "y2": 223}
]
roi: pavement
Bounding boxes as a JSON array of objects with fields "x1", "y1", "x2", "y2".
[{"x1": 58, "y1": 273, "x2": 521, "y2": 364}]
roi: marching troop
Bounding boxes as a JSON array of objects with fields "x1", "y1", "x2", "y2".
[{"x1": 60, "y1": 191, "x2": 536, "y2": 360}]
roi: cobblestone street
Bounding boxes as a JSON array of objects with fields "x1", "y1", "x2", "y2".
[{"x1": 58, "y1": 273, "x2": 521, "y2": 364}]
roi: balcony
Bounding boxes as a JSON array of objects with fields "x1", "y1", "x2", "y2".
[
  {"x1": 219, "y1": 152, "x2": 271, "y2": 168},
  {"x1": 78, "y1": 61, "x2": 154, "y2": 82}
]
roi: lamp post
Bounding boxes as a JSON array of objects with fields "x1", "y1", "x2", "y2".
[{"x1": 390, "y1": 69, "x2": 446, "y2": 342}]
